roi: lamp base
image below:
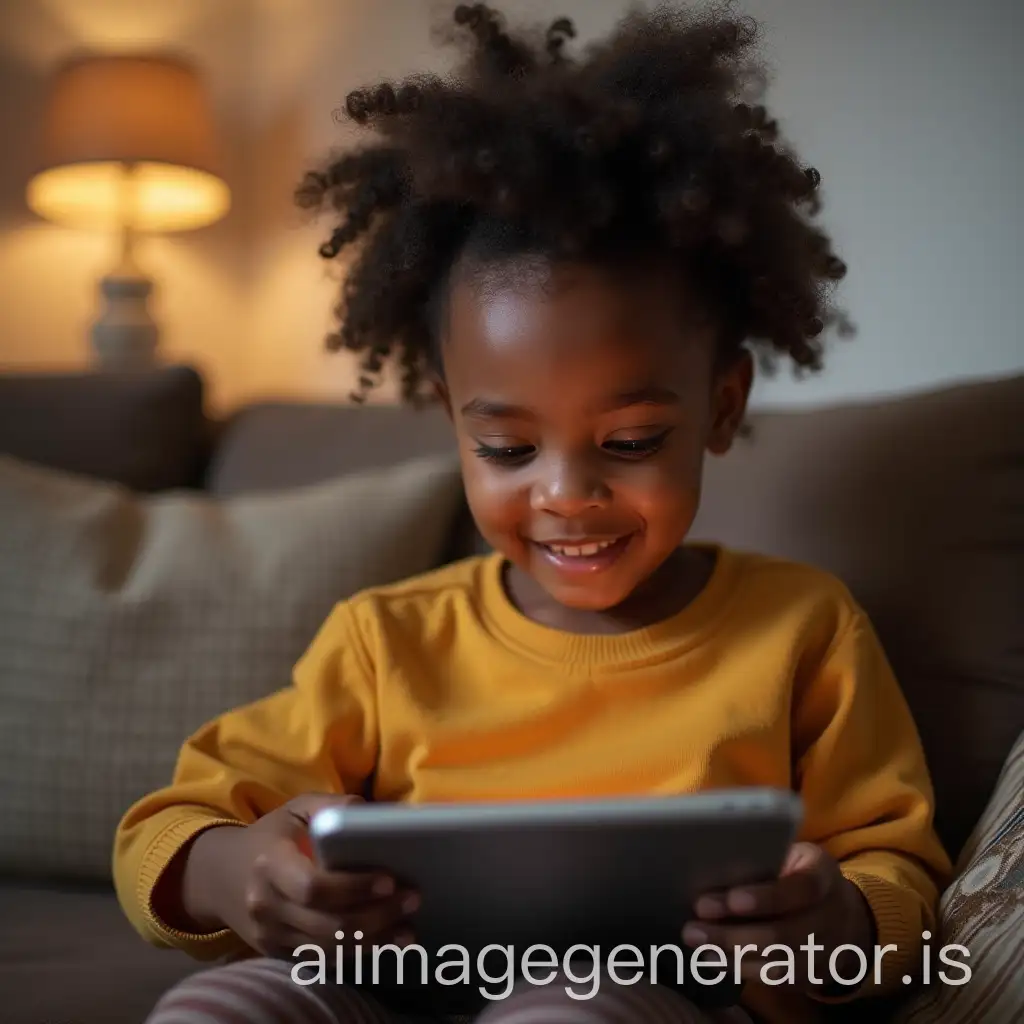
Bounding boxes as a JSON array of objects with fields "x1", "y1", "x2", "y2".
[{"x1": 91, "y1": 273, "x2": 159, "y2": 369}]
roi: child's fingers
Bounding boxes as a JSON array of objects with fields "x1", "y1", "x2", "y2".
[
  {"x1": 779, "y1": 841, "x2": 825, "y2": 876},
  {"x1": 692, "y1": 892, "x2": 729, "y2": 919},
  {"x1": 693, "y1": 843, "x2": 833, "y2": 920},
  {"x1": 683, "y1": 912, "x2": 820, "y2": 959},
  {"x1": 312, "y1": 869, "x2": 404, "y2": 913},
  {"x1": 337, "y1": 890, "x2": 422, "y2": 942},
  {"x1": 250, "y1": 887, "x2": 348, "y2": 951},
  {"x1": 259, "y1": 837, "x2": 394, "y2": 911},
  {"x1": 270, "y1": 885, "x2": 417, "y2": 946},
  {"x1": 253, "y1": 837, "x2": 315, "y2": 900},
  {"x1": 683, "y1": 918, "x2": 781, "y2": 955},
  {"x1": 248, "y1": 840, "x2": 418, "y2": 949},
  {"x1": 712, "y1": 866, "x2": 830, "y2": 920}
]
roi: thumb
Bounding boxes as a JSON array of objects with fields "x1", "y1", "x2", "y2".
[
  {"x1": 284, "y1": 793, "x2": 364, "y2": 859},
  {"x1": 780, "y1": 841, "x2": 823, "y2": 877},
  {"x1": 286, "y1": 792, "x2": 364, "y2": 824}
]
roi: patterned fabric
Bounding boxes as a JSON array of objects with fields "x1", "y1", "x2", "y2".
[
  {"x1": 0, "y1": 453, "x2": 463, "y2": 881},
  {"x1": 145, "y1": 958, "x2": 755, "y2": 1024},
  {"x1": 893, "y1": 729, "x2": 1024, "y2": 1023}
]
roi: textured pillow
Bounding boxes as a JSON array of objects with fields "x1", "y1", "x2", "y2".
[
  {"x1": 893, "y1": 730, "x2": 1024, "y2": 1023},
  {"x1": 206, "y1": 402, "x2": 456, "y2": 496},
  {"x1": 0, "y1": 453, "x2": 464, "y2": 882},
  {"x1": 689, "y1": 374, "x2": 1024, "y2": 860}
]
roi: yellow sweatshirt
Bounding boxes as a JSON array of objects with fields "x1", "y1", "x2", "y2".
[{"x1": 114, "y1": 546, "x2": 951, "y2": 1022}]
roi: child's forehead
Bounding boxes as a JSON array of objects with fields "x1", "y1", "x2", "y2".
[{"x1": 443, "y1": 258, "x2": 717, "y2": 384}]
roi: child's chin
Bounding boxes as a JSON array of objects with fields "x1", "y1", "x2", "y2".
[{"x1": 539, "y1": 573, "x2": 637, "y2": 614}]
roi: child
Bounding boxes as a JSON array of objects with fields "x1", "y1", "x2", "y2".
[{"x1": 115, "y1": 4, "x2": 952, "y2": 1023}]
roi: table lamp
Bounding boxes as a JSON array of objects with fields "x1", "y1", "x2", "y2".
[{"x1": 26, "y1": 53, "x2": 230, "y2": 369}]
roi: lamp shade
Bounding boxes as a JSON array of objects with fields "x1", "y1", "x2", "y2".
[{"x1": 27, "y1": 53, "x2": 230, "y2": 232}]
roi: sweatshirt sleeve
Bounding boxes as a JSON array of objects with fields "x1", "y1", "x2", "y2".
[
  {"x1": 112, "y1": 600, "x2": 377, "y2": 958},
  {"x1": 791, "y1": 605, "x2": 954, "y2": 999}
]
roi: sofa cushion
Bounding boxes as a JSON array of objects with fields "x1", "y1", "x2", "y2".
[
  {"x1": 0, "y1": 365, "x2": 208, "y2": 491},
  {"x1": 689, "y1": 374, "x2": 1024, "y2": 860},
  {"x1": 892, "y1": 729, "x2": 1024, "y2": 1023},
  {"x1": 206, "y1": 401, "x2": 456, "y2": 496},
  {"x1": 0, "y1": 452, "x2": 464, "y2": 882},
  {"x1": 0, "y1": 881, "x2": 199, "y2": 1024}
]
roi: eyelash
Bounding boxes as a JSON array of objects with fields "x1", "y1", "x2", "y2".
[{"x1": 473, "y1": 429, "x2": 672, "y2": 466}]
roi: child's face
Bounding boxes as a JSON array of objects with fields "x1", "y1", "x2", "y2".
[{"x1": 437, "y1": 258, "x2": 751, "y2": 613}]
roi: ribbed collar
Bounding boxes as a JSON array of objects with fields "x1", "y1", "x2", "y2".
[{"x1": 478, "y1": 544, "x2": 741, "y2": 672}]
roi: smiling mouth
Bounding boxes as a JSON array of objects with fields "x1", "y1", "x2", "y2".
[
  {"x1": 540, "y1": 539, "x2": 622, "y2": 557},
  {"x1": 528, "y1": 534, "x2": 636, "y2": 570}
]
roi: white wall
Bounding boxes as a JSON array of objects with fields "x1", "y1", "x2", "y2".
[
  {"x1": 732, "y1": 0, "x2": 1024, "y2": 407},
  {"x1": 2, "y1": 0, "x2": 1021, "y2": 410}
]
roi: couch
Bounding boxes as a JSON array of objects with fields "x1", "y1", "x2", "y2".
[{"x1": 0, "y1": 365, "x2": 1020, "y2": 1024}]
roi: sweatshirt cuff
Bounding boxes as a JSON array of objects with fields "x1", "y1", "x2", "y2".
[
  {"x1": 813, "y1": 867, "x2": 925, "y2": 1003},
  {"x1": 138, "y1": 810, "x2": 249, "y2": 960}
]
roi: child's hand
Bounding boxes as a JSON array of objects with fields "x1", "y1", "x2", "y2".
[
  {"x1": 181, "y1": 794, "x2": 420, "y2": 958},
  {"x1": 683, "y1": 842, "x2": 876, "y2": 994}
]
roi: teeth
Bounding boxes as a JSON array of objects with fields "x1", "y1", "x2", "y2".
[{"x1": 547, "y1": 539, "x2": 617, "y2": 557}]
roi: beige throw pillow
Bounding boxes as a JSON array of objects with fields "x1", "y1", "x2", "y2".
[{"x1": 0, "y1": 453, "x2": 464, "y2": 881}]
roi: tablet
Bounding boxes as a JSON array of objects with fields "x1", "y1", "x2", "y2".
[{"x1": 309, "y1": 789, "x2": 802, "y2": 959}]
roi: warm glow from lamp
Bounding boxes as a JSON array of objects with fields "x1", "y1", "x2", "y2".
[
  {"x1": 26, "y1": 52, "x2": 230, "y2": 367},
  {"x1": 28, "y1": 162, "x2": 229, "y2": 233}
]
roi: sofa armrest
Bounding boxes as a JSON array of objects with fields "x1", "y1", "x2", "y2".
[
  {"x1": 0, "y1": 366, "x2": 209, "y2": 491},
  {"x1": 892, "y1": 729, "x2": 1024, "y2": 1022}
]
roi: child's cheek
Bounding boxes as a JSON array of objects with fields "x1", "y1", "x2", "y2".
[{"x1": 465, "y1": 470, "x2": 524, "y2": 530}]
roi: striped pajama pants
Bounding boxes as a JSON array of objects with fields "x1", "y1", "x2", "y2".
[{"x1": 147, "y1": 958, "x2": 756, "y2": 1024}]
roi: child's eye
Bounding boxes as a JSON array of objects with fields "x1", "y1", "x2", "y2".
[
  {"x1": 473, "y1": 443, "x2": 536, "y2": 465},
  {"x1": 603, "y1": 428, "x2": 673, "y2": 459}
]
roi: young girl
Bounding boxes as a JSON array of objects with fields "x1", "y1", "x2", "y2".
[{"x1": 115, "y1": 4, "x2": 951, "y2": 1023}]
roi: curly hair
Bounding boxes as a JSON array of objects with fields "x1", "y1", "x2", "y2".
[{"x1": 296, "y1": 2, "x2": 849, "y2": 403}]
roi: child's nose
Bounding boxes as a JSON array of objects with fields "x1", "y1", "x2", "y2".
[{"x1": 529, "y1": 460, "x2": 612, "y2": 515}]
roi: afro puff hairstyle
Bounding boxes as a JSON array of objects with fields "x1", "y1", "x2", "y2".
[{"x1": 296, "y1": 2, "x2": 849, "y2": 403}]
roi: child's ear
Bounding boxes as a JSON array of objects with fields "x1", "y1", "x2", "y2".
[{"x1": 707, "y1": 349, "x2": 753, "y2": 456}]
